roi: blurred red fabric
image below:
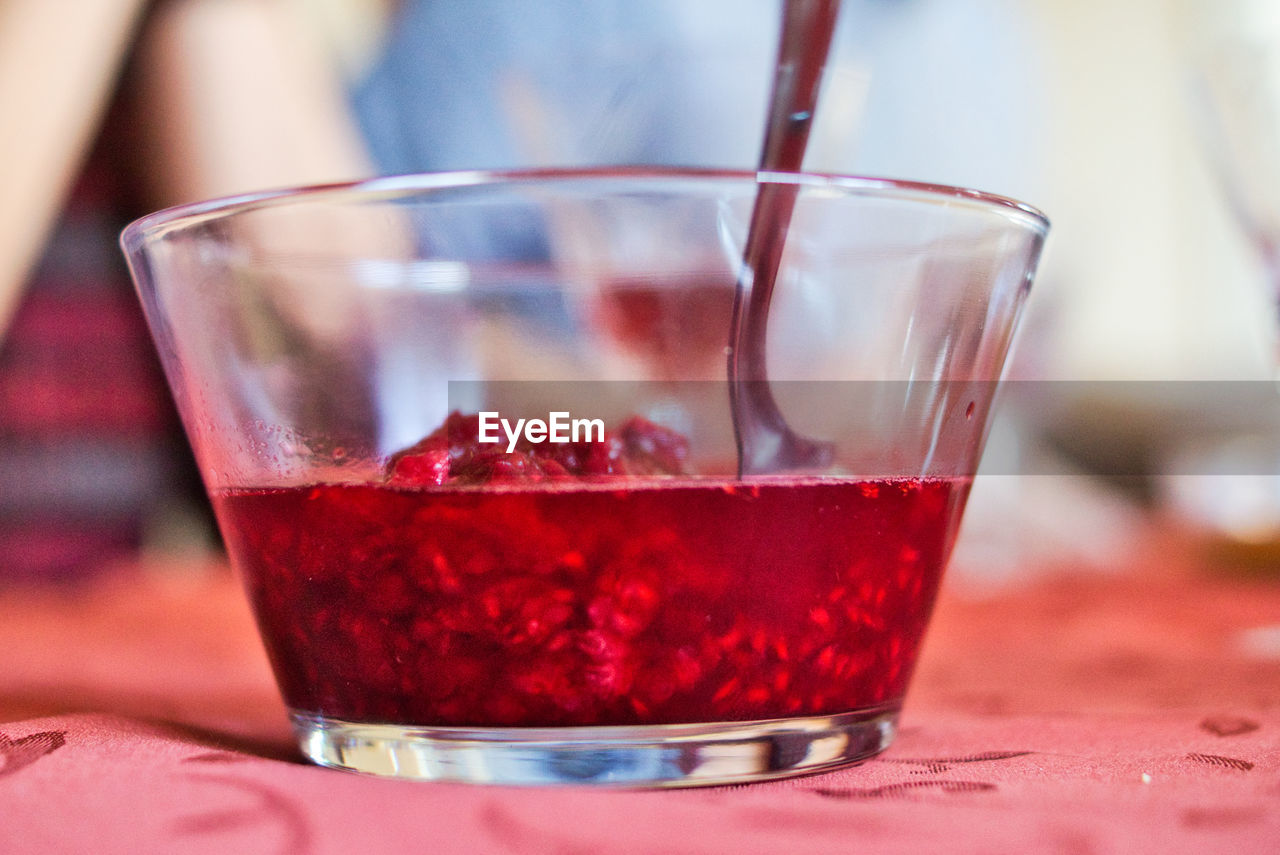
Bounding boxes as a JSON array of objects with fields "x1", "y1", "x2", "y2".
[{"x1": 0, "y1": 147, "x2": 200, "y2": 584}]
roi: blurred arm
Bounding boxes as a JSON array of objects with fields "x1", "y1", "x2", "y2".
[
  {"x1": 132, "y1": 0, "x2": 375, "y2": 209},
  {"x1": 131, "y1": 0, "x2": 401, "y2": 344},
  {"x1": 0, "y1": 0, "x2": 149, "y2": 337}
]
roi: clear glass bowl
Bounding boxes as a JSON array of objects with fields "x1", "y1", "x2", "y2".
[{"x1": 122, "y1": 169, "x2": 1048, "y2": 786}]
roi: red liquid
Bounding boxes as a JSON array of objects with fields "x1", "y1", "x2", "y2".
[{"x1": 214, "y1": 476, "x2": 966, "y2": 728}]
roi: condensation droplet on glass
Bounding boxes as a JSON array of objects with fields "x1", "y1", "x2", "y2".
[{"x1": 965, "y1": 401, "x2": 975, "y2": 420}]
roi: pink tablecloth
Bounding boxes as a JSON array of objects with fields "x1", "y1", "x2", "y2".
[{"x1": 2, "y1": 537, "x2": 1279, "y2": 854}]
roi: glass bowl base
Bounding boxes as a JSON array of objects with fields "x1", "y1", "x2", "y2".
[{"x1": 292, "y1": 706, "x2": 898, "y2": 787}]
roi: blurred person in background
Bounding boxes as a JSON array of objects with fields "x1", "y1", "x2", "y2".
[
  {"x1": 0, "y1": 0, "x2": 1059, "y2": 584},
  {"x1": 0, "y1": 0, "x2": 173, "y2": 581},
  {"x1": 0, "y1": 0, "x2": 375, "y2": 581}
]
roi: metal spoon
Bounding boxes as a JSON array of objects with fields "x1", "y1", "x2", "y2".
[{"x1": 728, "y1": 0, "x2": 841, "y2": 475}]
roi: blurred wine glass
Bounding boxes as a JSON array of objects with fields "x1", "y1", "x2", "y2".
[
  {"x1": 1172, "y1": 1, "x2": 1280, "y2": 561},
  {"x1": 1184, "y1": 0, "x2": 1280, "y2": 334}
]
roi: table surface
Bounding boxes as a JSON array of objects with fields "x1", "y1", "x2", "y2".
[{"x1": 2, "y1": 524, "x2": 1279, "y2": 854}]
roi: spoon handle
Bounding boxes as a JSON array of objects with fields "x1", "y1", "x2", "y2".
[
  {"x1": 758, "y1": 0, "x2": 842, "y2": 174},
  {"x1": 728, "y1": 0, "x2": 841, "y2": 475}
]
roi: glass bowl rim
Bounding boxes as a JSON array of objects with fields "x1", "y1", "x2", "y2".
[{"x1": 120, "y1": 166, "x2": 1050, "y2": 251}]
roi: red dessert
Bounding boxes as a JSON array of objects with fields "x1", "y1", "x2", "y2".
[
  {"x1": 386, "y1": 411, "x2": 690, "y2": 486},
  {"x1": 213, "y1": 413, "x2": 967, "y2": 728}
]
